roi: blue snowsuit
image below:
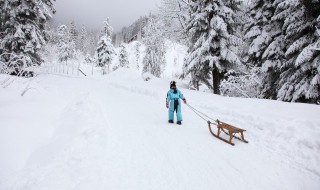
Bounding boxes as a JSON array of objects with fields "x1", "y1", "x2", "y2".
[{"x1": 166, "y1": 89, "x2": 185, "y2": 122}]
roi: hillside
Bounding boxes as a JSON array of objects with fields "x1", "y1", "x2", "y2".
[{"x1": 0, "y1": 68, "x2": 319, "y2": 190}]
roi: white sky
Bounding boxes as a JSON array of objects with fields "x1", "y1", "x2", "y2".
[{"x1": 53, "y1": 0, "x2": 161, "y2": 32}]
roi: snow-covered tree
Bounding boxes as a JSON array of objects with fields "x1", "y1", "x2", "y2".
[
  {"x1": 244, "y1": 0, "x2": 280, "y2": 66},
  {"x1": 86, "y1": 29, "x2": 100, "y2": 55},
  {"x1": 57, "y1": 25, "x2": 75, "y2": 64},
  {"x1": 183, "y1": 0, "x2": 243, "y2": 94},
  {"x1": 220, "y1": 66, "x2": 262, "y2": 98},
  {"x1": 0, "y1": 0, "x2": 55, "y2": 76},
  {"x1": 78, "y1": 25, "x2": 87, "y2": 53},
  {"x1": 119, "y1": 43, "x2": 129, "y2": 68},
  {"x1": 118, "y1": 16, "x2": 148, "y2": 43},
  {"x1": 84, "y1": 53, "x2": 94, "y2": 64},
  {"x1": 158, "y1": 0, "x2": 190, "y2": 44},
  {"x1": 272, "y1": 0, "x2": 320, "y2": 103},
  {"x1": 135, "y1": 42, "x2": 142, "y2": 70},
  {"x1": 69, "y1": 20, "x2": 78, "y2": 45},
  {"x1": 314, "y1": 25, "x2": 320, "y2": 51},
  {"x1": 96, "y1": 18, "x2": 116, "y2": 75},
  {"x1": 114, "y1": 43, "x2": 129, "y2": 71},
  {"x1": 142, "y1": 17, "x2": 166, "y2": 77},
  {"x1": 243, "y1": 0, "x2": 284, "y2": 99}
]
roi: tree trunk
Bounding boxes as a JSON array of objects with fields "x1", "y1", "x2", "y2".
[
  {"x1": 212, "y1": 69, "x2": 221, "y2": 95},
  {"x1": 196, "y1": 81, "x2": 199, "y2": 91}
]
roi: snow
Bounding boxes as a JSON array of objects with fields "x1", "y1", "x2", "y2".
[{"x1": 1, "y1": 69, "x2": 320, "y2": 190}]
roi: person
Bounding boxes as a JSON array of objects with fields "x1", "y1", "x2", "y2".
[{"x1": 166, "y1": 81, "x2": 187, "y2": 125}]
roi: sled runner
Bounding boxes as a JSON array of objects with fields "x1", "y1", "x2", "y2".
[
  {"x1": 186, "y1": 103, "x2": 248, "y2": 146},
  {"x1": 208, "y1": 120, "x2": 248, "y2": 146}
]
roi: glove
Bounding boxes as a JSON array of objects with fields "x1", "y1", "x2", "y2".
[
  {"x1": 166, "y1": 102, "x2": 169, "y2": 108},
  {"x1": 183, "y1": 98, "x2": 187, "y2": 104}
]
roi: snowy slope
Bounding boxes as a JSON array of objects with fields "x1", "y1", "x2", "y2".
[{"x1": 0, "y1": 69, "x2": 320, "y2": 190}]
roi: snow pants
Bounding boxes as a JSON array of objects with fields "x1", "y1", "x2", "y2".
[{"x1": 169, "y1": 99, "x2": 182, "y2": 122}]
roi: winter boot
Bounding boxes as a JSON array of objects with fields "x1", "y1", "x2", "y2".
[
  {"x1": 177, "y1": 121, "x2": 182, "y2": 125},
  {"x1": 168, "y1": 120, "x2": 174, "y2": 123}
]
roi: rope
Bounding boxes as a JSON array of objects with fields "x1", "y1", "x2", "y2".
[
  {"x1": 185, "y1": 103, "x2": 217, "y2": 125},
  {"x1": 185, "y1": 103, "x2": 209, "y2": 122}
]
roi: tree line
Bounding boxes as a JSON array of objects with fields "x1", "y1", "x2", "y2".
[
  {"x1": 1, "y1": 0, "x2": 319, "y2": 104},
  {"x1": 159, "y1": 0, "x2": 320, "y2": 104}
]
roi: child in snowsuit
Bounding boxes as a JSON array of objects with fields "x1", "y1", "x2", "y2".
[{"x1": 166, "y1": 81, "x2": 187, "y2": 125}]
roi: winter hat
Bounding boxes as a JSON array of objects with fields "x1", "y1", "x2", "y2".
[{"x1": 170, "y1": 81, "x2": 176, "y2": 88}]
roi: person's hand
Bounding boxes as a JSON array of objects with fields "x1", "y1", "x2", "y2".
[
  {"x1": 183, "y1": 99, "x2": 187, "y2": 104},
  {"x1": 166, "y1": 102, "x2": 169, "y2": 108}
]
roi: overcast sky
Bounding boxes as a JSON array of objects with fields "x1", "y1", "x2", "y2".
[{"x1": 53, "y1": 0, "x2": 161, "y2": 32}]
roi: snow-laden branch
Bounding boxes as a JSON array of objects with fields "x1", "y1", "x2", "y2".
[
  {"x1": 222, "y1": 82, "x2": 251, "y2": 98},
  {"x1": 312, "y1": 27, "x2": 320, "y2": 51},
  {"x1": 309, "y1": 47, "x2": 320, "y2": 51}
]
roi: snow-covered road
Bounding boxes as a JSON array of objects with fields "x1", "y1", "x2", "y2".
[{"x1": 1, "y1": 69, "x2": 320, "y2": 190}]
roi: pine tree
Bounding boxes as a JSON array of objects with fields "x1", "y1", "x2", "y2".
[
  {"x1": 119, "y1": 43, "x2": 129, "y2": 68},
  {"x1": 113, "y1": 43, "x2": 129, "y2": 71},
  {"x1": 57, "y1": 25, "x2": 75, "y2": 64},
  {"x1": 273, "y1": 0, "x2": 320, "y2": 103},
  {"x1": 69, "y1": 20, "x2": 78, "y2": 45},
  {"x1": 243, "y1": 0, "x2": 284, "y2": 99},
  {"x1": 0, "y1": 0, "x2": 55, "y2": 76},
  {"x1": 183, "y1": 0, "x2": 243, "y2": 94},
  {"x1": 135, "y1": 42, "x2": 141, "y2": 70},
  {"x1": 78, "y1": 25, "x2": 87, "y2": 53},
  {"x1": 142, "y1": 17, "x2": 166, "y2": 77},
  {"x1": 96, "y1": 18, "x2": 115, "y2": 75}
]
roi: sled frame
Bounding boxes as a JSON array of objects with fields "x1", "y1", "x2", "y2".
[{"x1": 208, "y1": 120, "x2": 248, "y2": 146}]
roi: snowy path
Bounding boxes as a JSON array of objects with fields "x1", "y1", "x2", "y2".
[{"x1": 1, "y1": 70, "x2": 320, "y2": 190}]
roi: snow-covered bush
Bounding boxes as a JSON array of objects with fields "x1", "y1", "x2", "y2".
[{"x1": 220, "y1": 66, "x2": 262, "y2": 98}]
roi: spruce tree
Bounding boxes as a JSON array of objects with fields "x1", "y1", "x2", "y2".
[
  {"x1": 183, "y1": 0, "x2": 242, "y2": 94},
  {"x1": 0, "y1": 0, "x2": 55, "y2": 76},
  {"x1": 69, "y1": 21, "x2": 78, "y2": 44},
  {"x1": 57, "y1": 25, "x2": 75, "y2": 64},
  {"x1": 243, "y1": 0, "x2": 284, "y2": 99},
  {"x1": 96, "y1": 18, "x2": 115, "y2": 75},
  {"x1": 119, "y1": 43, "x2": 129, "y2": 68},
  {"x1": 135, "y1": 42, "x2": 141, "y2": 70},
  {"x1": 273, "y1": 0, "x2": 320, "y2": 103},
  {"x1": 78, "y1": 25, "x2": 87, "y2": 53}
]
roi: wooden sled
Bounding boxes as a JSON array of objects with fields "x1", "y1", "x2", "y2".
[{"x1": 208, "y1": 120, "x2": 248, "y2": 146}]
